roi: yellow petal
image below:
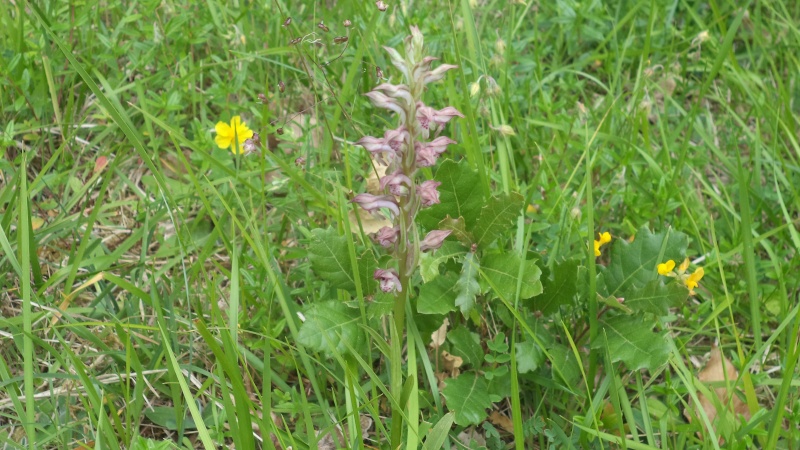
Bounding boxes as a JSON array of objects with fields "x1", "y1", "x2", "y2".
[
  {"x1": 215, "y1": 133, "x2": 232, "y2": 149},
  {"x1": 598, "y1": 231, "x2": 612, "y2": 245},
  {"x1": 215, "y1": 121, "x2": 232, "y2": 137},
  {"x1": 594, "y1": 240, "x2": 602, "y2": 257},
  {"x1": 685, "y1": 267, "x2": 704, "y2": 290},
  {"x1": 657, "y1": 260, "x2": 675, "y2": 276},
  {"x1": 679, "y1": 257, "x2": 690, "y2": 273},
  {"x1": 214, "y1": 121, "x2": 233, "y2": 149}
]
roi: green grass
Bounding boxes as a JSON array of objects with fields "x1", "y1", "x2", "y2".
[{"x1": 2, "y1": 0, "x2": 800, "y2": 448}]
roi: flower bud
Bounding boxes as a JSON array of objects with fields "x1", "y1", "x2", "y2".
[
  {"x1": 469, "y1": 82, "x2": 480, "y2": 97},
  {"x1": 375, "y1": 0, "x2": 388, "y2": 11},
  {"x1": 495, "y1": 37, "x2": 506, "y2": 54},
  {"x1": 420, "y1": 229, "x2": 452, "y2": 251},
  {"x1": 374, "y1": 268, "x2": 401, "y2": 293},
  {"x1": 343, "y1": 19, "x2": 352, "y2": 27},
  {"x1": 492, "y1": 124, "x2": 516, "y2": 136},
  {"x1": 417, "y1": 180, "x2": 442, "y2": 207}
]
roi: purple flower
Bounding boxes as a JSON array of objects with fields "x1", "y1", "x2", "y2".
[
  {"x1": 420, "y1": 229, "x2": 452, "y2": 251},
  {"x1": 372, "y1": 226, "x2": 399, "y2": 248},
  {"x1": 379, "y1": 170, "x2": 412, "y2": 196},
  {"x1": 351, "y1": 193, "x2": 400, "y2": 217},
  {"x1": 356, "y1": 127, "x2": 409, "y2": 165},
  {"x1": 417, "y1": 180, "x2": 442, "y2": 207},
  {"x1": 365, "y1": 91, "x2": 407, "y2": 123},
  {"x1": 374, "y1": 268, "x2": 402, "y2": 293},
  {"x1": 415, "y1": 137, "x2": 456, "y2": 167},
  {"x1": 416, "y1": 103, "x2": 464, "y2": 132}
]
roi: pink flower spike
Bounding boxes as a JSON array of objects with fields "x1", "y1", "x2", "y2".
[
  {"x1": 372, "y1": 226, "x2": 399, "y2": 248},
  {"x1": 420, "y1": 229, "x2": 452, "y2": 251},
  {"x1": 417, "y1": 180, "x2": 442, "y2": 207},
  {"x1": 374, "y1": 268, "x2": 402, "y2": 293},
  {"x1": 365, "y1": 91, "x2": 407, "y2": 123},
  {"x1": 352, "y1": 193, "x2": 401, "y2": 217},
  {"x1": 379, "y1": 170, "x2": 412, "y2": 196}
]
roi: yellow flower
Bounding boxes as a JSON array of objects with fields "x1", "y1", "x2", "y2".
[
  {"x1": 685, "y1": 267, "x2": 704, "y2": 292},
  {"x1": 215, "y1": 116, "x2": 254, "y2": 153},
  {"x1": 678, "y1": 257, "x2": 690, "y2": 273},
  {"x1": 593, "y1": 231, "x2": 612, "y2": 257},
  {"x1": 657, "y1": 260, "x2": 676, "y2": 276}
]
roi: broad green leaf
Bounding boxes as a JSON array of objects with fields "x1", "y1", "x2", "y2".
[
  {"x1": 298, "y1": 301, "x2": 366, "y2": 358},
  {"x1": 438, "y1": 215, "x2": 473, "y2": 246},
  {"x1": 549, "y1": 344, "x2": 581, "y2": 388},
  {"x1": 418, "y1": 159, "x2": 485, "y2": 230},
  {"x1": 308, "y1": 227, "x2": 377, "y2": 294},
  {"x1": 599, "y1": 226, "x2": 687, "y2": 298},
  {"x1": 481, "y1": 253, "x2": 542, "y2": 301},
  {"x1": 447, "y1": 326, "x2": 483, "y2": 367},
  {"x1": 442, "y1": 372, "x2": 492, "y2": 426},
  {"x1": 515, "y1": 339, "x2": 544, "y2": 374},
  {"x1": 454, "y1": 252, "x2": 481, "y2": 314},
  {"x1": 624, "y1": 280, "x2": 688, "y2": 315},
  {"x1": 419, "y1": 241, "x2": 467, "y2": 282},
  {"x1": 472, "y1": 193, "x2": 524, "y2": 248},
  {"x1": 534, "y1": 258, "x2": 579, "y2": 315},
  {"x1": 592, "y1": 315, "x2": 670, "y2": 371},
  {"x1": 417, "y1": 273, "x2": 458, "y2": 315},
  {"x1": 366, "y1": 292, "x2": 395, "y2": 318}
]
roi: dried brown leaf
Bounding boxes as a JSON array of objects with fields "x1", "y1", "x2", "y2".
[
  {"x1": 348, "y1": 208, "x2": 392, "y2": 235},
  {"x1": 684, "y1": 346, "x2": 752, "y2": 439},
  {"x1": 488, "y1": 410, "x2": 514, "y2": 434},
  {"x1": 430, "y1": 318, "x2": 449, "y2": 348}
]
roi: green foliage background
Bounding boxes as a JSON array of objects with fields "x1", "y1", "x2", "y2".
[{"x1": 1, "y1": 0, "x2": 800, "y2": 449}]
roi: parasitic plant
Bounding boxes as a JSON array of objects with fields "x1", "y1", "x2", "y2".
[{"x1": 351, "y1": 25, "x2": 462, "y2": 445}]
